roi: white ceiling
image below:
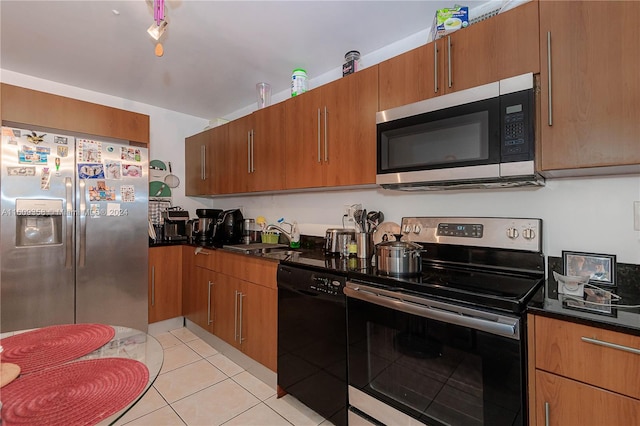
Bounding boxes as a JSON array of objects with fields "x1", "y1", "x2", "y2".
[{"x1": 1, "y1": 0, "x2": 488, "y2": 120}]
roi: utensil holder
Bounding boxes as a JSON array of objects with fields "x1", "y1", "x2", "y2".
[{"x1": 356, "y1": 232, "x2": 374, "y2": 259}]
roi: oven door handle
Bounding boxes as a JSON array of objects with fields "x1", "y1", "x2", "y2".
[{"x1": 344, "y1": 283, "x2": 520, "y2": 340}]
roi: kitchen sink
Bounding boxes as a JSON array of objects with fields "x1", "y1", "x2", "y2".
[
  {"x1": 223, "y1": 243, "x2": 292, "y2": 255},
  {"x1": 262, "y1": 249, "x2": 302, "y2": 260}
]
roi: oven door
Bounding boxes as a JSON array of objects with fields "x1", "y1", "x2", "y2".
[{"x1": 345, "y1": 282, "x2": 525, "y2": 426}]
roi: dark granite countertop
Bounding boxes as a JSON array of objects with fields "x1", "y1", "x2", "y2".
[
  {"x1": 152, "y1": 238, "x2": 640, "y2": 336},
  {"x1": 527, "y1": 257, "x2": 640, "y2": 336}
]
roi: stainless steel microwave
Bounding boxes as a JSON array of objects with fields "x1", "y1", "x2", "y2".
[{"x1": 376, "y1": 73, "x2": 543, "y2": 190}]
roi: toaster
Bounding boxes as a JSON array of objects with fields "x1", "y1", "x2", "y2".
[{"x1": 324, "y1": 228, "x2": 356, "y2": 255}]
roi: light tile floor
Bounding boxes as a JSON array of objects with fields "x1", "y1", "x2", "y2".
[{"x1": 115, "y1": 327, "x2": 329, "y2": 426}]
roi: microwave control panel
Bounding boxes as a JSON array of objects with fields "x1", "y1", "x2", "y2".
[{"x1": 501, "y1": 89, "x2": 533, "y2": 161}]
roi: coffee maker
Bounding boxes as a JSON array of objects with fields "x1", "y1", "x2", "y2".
[
  {"x1": 162, "y1": 209, "x2": 190, "y2": 241},
  {"x1": 194, "y1": 209, "x2": 223, "y2": 245},
  {"x1": 216, "y1": 209, "x2": 244, "y2": 245}
]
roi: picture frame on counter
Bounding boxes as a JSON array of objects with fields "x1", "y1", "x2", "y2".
[{"x1": 562, "y1": 251, "x2": 616, "y2": 286}]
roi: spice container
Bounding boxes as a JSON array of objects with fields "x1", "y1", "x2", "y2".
[
  {"x1": 342, "y1": 50, "x2": 361, "y2": 76},
  {"x1": 291, "y1": 68, "x2": 308, "y2": 97}
]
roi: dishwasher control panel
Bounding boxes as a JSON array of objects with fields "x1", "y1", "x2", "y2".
[{"x1": 310, "y1": 275, "x2": 344, "y2": 296}]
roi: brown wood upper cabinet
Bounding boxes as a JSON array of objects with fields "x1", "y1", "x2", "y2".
[
  {"x1": 220, "y1": 103, "x2": 286, "y2": 194},
  {"x1": 1, "y1": 83, "x2": 149, "y2": 145},
  {"x1": 285, "y1": 65, "x2": 378, "y2": 189},
  {"x1": 185, "y1": 124, "x2": 227, "y2": 196},
  {"x1": 538, "y1": 1, "x2": 640, "y2": 175},
  {"x1": 378, "y1": 1, "x2": 540, "y2": 111}
]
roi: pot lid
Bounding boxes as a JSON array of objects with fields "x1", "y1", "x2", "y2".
[{"x1": 377, "y1": 240, "x2": 422, "y2": 251}]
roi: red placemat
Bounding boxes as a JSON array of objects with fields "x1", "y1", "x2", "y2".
[
  {"x1": 0, "y1": 324, "x2": 115, "y2": 374},
  {"x1": 1, "y1": 357, "x2": 149, "y2": 426}
]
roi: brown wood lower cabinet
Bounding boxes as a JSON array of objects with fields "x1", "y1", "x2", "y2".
[
  {"x1": 534, "y1": 370, "x2": 640, "y2": 426},
  {"x1": 182, "y1": 246, "x2": 277, "y2": 372},
  {"x1": 148, "y1": 246, "x2": 183, "y2": 323},
  {"x1": 528, "y1": 314, "x2": 640, "y2": 425}
]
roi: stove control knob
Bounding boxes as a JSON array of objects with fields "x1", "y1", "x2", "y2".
[
  {"x1": 506, "y1": 227, "x2": 519, "y2": 239},
  {"x1": 403, "y1": 224, "x2": 412, "y2": 233},
  {"x1": 523, "y1": 228, "x2": 536, "y2": 240},
  {"x1": 413, "y1": 225, "x2": 421, "y2": 234}
]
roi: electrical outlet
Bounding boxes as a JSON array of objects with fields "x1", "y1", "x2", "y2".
[
  {"x1": 342, "y1": 204, "x2": 361, "y2": 223},
  {"x1": 634, "y1": 201, "x2": 640, "y2": 231}
]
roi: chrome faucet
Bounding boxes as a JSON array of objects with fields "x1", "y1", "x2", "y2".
[{"x1": 264, "y1": 223, "x2": 293, "y2": 243}]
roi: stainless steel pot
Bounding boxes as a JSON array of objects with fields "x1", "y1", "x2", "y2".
[{"x1": 376, "y1": 240, "x2": 422, "y2": 276}]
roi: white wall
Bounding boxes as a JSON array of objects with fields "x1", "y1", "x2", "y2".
[{"x1": 201, "y1": 175, "x2": 640, "y2": 264}]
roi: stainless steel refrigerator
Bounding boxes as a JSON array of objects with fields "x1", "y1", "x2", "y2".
[{"x1": 0, "y1": 126, "x2": 148, "y2": 333}]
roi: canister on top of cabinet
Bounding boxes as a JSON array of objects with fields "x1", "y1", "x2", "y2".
[
  {"x1": 342, "y1": 50, "x2": 361, "y2": 76},
  {"x1": 291, "y1": 69, "x2": 308, "y2": 97}
]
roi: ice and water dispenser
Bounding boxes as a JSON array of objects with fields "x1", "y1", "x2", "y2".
[{"x1": 15, "y1": 199, "x2": 64, "y2": 246}]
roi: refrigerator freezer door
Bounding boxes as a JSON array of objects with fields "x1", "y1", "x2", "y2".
[
  {"x1": 0, "y1": 127, "x2": 76, "y2": 332},
  {"x1": 74, "y1": 141, "x2": 148, "y2": 332}
]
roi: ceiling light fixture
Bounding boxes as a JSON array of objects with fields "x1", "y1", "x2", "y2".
[
  {"x1": 147, "y1": 19, "x2": 168, "y2": 41},
  {"x1": 147, "y1": 0, "x2": 167, "y2": 56}
]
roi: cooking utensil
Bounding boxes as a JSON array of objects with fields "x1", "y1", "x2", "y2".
[
  {"x1": 366, "y1": 210, "x2": 382, "y2": 232},
  {"x1": 149, "y1": 181, "x2": 171, "y2": 197},
  {"x1": 376, "y1": 239, "x2": 422, "y2": 276},
  {"x1": 155, "y1": 182, "x2": 167, "y2": 196},
  {"x1": 361, "y1": 209, "x2": 367, "y2": 233},
  {"x1": 353, "y1": 209, "x2": 364, "y2": 232},
  {"x1": 164, "y1": 162, "x2": 180, "y2": 188}
]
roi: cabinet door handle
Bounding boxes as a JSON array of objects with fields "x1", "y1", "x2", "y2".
[
  {"x1": 324, "y1": 106, "x2": 328, "y2": 162},
  {"x1": 544, "y1": 402, "x2": 550, "y2": 426},
  {"x1": 434, "y1": 43, "x2": 439, "y2": 93},
  {"x1": 234, "y1": 290, "x2": 240, "y2": 341},
  {"x1": 205, "y1": 145, "x2": 209, "y2": 180},
  {"x1": 247, "y1": 131, "x2": 251, "y2": 173},
  {"x1": 547, "y1": 31, "x2": 553, "y2": 126},
  {"x1": 447, "y1": 36, "x2": 452, "y2": 89},
  {"x1": 151, "y1": 266, "x2": 156, "y2": 306},
  {"x1": 251, "y1": 129, "x2": 255, "y2": 173},
  {"x1": 207, "y1": 281, "x2": 214, "y2": 325},
  {"x1": 239, "y1": 292, "x2": 245, "y2": 343},
  {"x1": 581, "y1": 336, "x2": 640, "y2": 355},
  {"x1": 317, "y1": 108, "x2": 322, "y2": 163}
]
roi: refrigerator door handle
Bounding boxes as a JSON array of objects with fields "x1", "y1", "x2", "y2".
[
  {"x1": 65, "y1": 177, "x2": 73, "y2": 269},
  {"x1": 79, "y1": 179, "x2": 87, "y2": 268}
]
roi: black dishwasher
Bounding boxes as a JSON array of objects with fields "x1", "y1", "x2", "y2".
[{"x1": 277, "y1": 264, "x2": 347, "y2": 426}]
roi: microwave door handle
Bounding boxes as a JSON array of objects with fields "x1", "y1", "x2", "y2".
[{"x1": 547, "y1": 31, "x2": 553, "y2": 126}]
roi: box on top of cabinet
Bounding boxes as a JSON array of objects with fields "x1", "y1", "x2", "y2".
[{"x1": 431, "y1": 6, "x2": 469, "y2": 40}]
